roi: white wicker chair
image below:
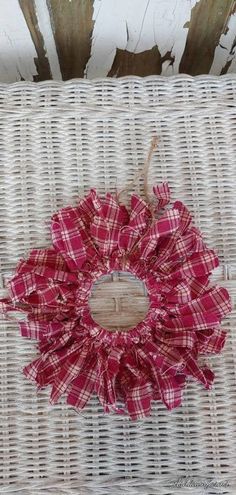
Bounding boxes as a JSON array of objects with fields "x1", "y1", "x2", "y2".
[{"x1": 0, "y1": 75, "x2": 236, "y2": 495}]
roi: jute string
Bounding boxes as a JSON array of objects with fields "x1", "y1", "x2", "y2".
[
  {"x1": 116, "y1": 136, "x2": 158, "y2": 208},
  {"x1": 117, "y1": 137, "x2": 159, "y2": 270}
]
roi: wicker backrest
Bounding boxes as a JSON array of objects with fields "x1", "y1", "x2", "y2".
[{"x1": 0, "y1": 76, "x2": 236, "y2": 495}]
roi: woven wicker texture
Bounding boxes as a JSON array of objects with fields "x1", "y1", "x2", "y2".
[{"x1": 0, "y1": 75, "x2": 236, "y2": 495}]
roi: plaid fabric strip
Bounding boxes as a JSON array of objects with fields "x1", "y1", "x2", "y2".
[
  {"x1": 77, "y1": 189, "x2": 99, "y2": 222},
  {"x1": 67, "y1": 355, "x2": 98, "y2": 409},
  {"x1": 39, "y1": 331, "x2": 73, "y2": 356},
  {"x1": 58, "y1": 207, "x2": 87, "y2": 268},
  {"x1": 9, "y1": 271, "x2": 48, "y2": 302},
  {"x1": 17, "y1": 259, "x2": 78, "y2": 284},
  {"x1": 28, "y1": 292, "x2": 73, "y2": 312},
  {"x1": 50, "y1": 342, "x2": 91, "y2": 404},
  {"x1": 175, "y1": 286, "x2": 231, "y2": 319},
  {"x1": 165, "y1": 281, "x2": 192, "y2": 304},
  {"x1": 92, "y1": 348, "x2": 124, "y2": 413},
  {"x1": 9, "y1": 271, "x2": 75, "y2": 310},
  {"x1": 76, "y1": 191, "x2": 105, "y2": 259},
  {"x1": 198, "y1": 327, "x2": 227, "y2": 354},
  {"x1": 182, "y1": 250, "x2": 219, "y2": 277},
  {"x1": 71, "y1": 212, "x2": 98, "y2": 256},
  {"x1": 141, "y1": 340, "x2": 166, "y2": 367},
  {"x1": 102, "y1": 193, "x2": 129, "y2": 229},
  {"x1": 164, "y1": 312, "x2": 220, "y2": 332},
  {"x1": 125, "y1": 357, "x2": 150, "y2": 383},
  {"x1": 26, "y1": 339, "x2": 86, "y2": 387},
  {"x1": 90, "y1": 216, "x2": 113, "y2": 255},
  {"x1": 100, "y1": 348, "x2": 124, "y2": 410},
  {"x1": 186, "y1": 275, "x2": 210, "y2": 299},
  {"x1": 107, "y1": 348, "x2": 123, "y2": 376},
  {"x1": 154, "y1": 231, "x2": 180, "y2": 267},
  {"x1": 90, "y1": 188, "x2": 103, "y2": 215},
  {"x1": 94, "y1": 353, "x2": 107, "y2": 408},
  {"x1": 173, "y1": 201, "x2": 192, "y2": 234},
  {"x1": 153, "y1": 342, "x2": 184, "y2": 370},
  {"x1": 28, "y1": 247, "x2": 68, "y2": 271},
  {"x1": 166, "y1": 249, "x2": 219, "y2": 281},
  {"x1": 51, "y1": 208, "x2": 86, "y2": 270},
  {"x1": 20, "y1": 319, "x2": 76, "y2": 341},
  {"x1": 23, "y1": 356, "x2": 42, "y2": 382},
  {"x1": 153, "y1": 182, "x2": 170, "y2": 209},
  {"x1": 155, "y1": 374, "x2": 184, "y2": 410},
  {"x1": 196, "y1": 328, "x2": 214, "y2": 345},
  {"x1": 103, "y1": 372, "x2": 117, "y2": 410},
  {"x1": 136, "y1": 347, "x2": 184, "y2": 410},
  {"x1": 90, "y1": 194, "x2": 129, "y2": 256},
  {"x1": 51, "y1": 216, "x2": 68, "y2": 256},
  {"x1": 126, "y1": 382, "x2": 152, "y2": 420},
  {"x1": 0, "y1": 297, "x2": 25, "y2": 315},
  {"x1": 24, "y1": 340, "x2": 72, "y2": 385},
  {"x1": 118, "y1": 225, "x2": 139, "y2": 251},
  {"x1": 19, "y1": 320, "x2": 47, "y2": 340},
  {"x1": 180, "y1": 350, "x2": 215, "y2": 388},
  {"x1": 28, "y1": 307, "x2": 73, "y2": 322},
  {"x1": 0, "y1": 298, "x2": 11, "y2": 313},
  {"x1": 170, "y1": 228, "x2": 202, "y2": 260},
  {"x1": 162, "y1": 330, "x2": 197, "y2": 349},
  {"x1": 139, "y1": 209, "x2": 180, "y2": 259},
  {"x1": 129, "y1": 194, "x2": 151, "y2": 232}
]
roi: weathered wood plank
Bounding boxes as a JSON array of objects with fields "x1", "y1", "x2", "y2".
[
  {"x1": 210, "y1": 6, "x2": 236, "y2": 75},
  {"x1": 19, "y1": 0, "x2": 52, "y2": 81},
  {"x1": 87, "y1": 0, "x2": 195, "y2": 78},
  {"x1": 108, "y1": 46, "x2": 162, "y2": 77},
  {"x1": 47, "y1": 0, "x2": 94, "y2": 79},
  {"x1": 179, "y1": 0, "x2": 236, "y2": 75},
  {"x1": 221, "y1": 52, "x2": 235, "y2": 74},
  {"x1": 1, "y1": 0, "x2": 235, "y2": 82}
]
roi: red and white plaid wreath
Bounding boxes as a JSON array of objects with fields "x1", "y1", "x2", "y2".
[{"x1": 0, "y1": 183, "x2": 231, "y2": 420}]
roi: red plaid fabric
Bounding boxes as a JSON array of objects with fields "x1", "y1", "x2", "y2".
[
  {"x1": 153, "y1": 182, "x2": 170, "y2": 209},
  {"x1": 0, "y1": 183, "x2": 231, "y2": 420},
  {"x1": 118, "y1": 226, "x2": 139, "y2": 252},
  {"x1": 139, "y1": 208, "x2": 180, "y2": 258},
  {"x1": 51, "y1": 207, "x2": 87, "y2": 270},
  {"x1": 129, "y1": 194, "x2": 151, "y2": 233},
  {"x1": 67, "y1": 356, "x2": 98, "y2": 409}
]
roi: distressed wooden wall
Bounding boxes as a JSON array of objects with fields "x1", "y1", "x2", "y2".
[{"x1": 0, "y1": 0, "x2": 235, "y2": 82}]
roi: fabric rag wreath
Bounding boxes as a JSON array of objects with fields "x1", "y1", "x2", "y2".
[{"x1": 0, "y1": 140, "x2": 231, "y2": 420}]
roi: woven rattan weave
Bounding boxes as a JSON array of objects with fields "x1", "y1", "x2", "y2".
[{"x1": 0, "y1": 76, "x2": 236, "y2": 495}]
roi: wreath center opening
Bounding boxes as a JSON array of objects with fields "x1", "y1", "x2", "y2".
[{"x1": 88, "y1": 271, "x2": 150, "y2": 332}]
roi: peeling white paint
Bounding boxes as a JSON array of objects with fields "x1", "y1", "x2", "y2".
[
  {"x1": 0, "y1": 0, "x2": 38, "y2": 82},
  {"x1": 228, "y1": 47, "x2": 236, "y2": 73},
  {"x1": 86, "y1": 0, "x2": 198, "y2": 78},
  {"x1": 151, "y1": 0, "x2": 198, "y2": 76},
  {"x1": 0, "y1": 0, "x2": 234, "y2": 82},
  {"x1": 210, "y1": 11, "x2": 236, "y2": 75},
  {"x1": 34, "y1": 0, "x2": 62, "y2": 80}
]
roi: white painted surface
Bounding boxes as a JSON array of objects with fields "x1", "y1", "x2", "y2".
[
  {"x1": 0, "y1": 0, "x2": 235, "y2": 82},
  {"x1": 0, "y1": 0, "x2": 37, "y2": 82},
  {"x1": 34, "y1": 0, "x2": 62, "y2": 80},
  {"x1": 86, "y1": 0, "x2": 198, "y2": 77},
  {"x1": 210, "y1": 11, "x2": 236, "y2": 75}
]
